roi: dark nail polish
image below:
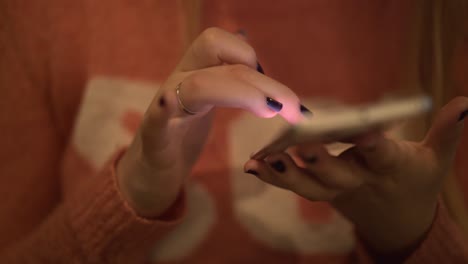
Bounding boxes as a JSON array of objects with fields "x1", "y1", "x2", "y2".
[
  {"x1": 270, "y1": 160, "x2": 286, "y2": 173},
  {"x1": 257, "y1": 62, "x2": 265, "y2": 74},
  {"x1": 266, "y1": 97, "x2": 283, "y2": 112},
  {"x1": 236, "y1": 29, "x2": 247, "y2": 37},
  {"x1": 245, "y1": 169, "x2": 258, "y2": 176},
  {"x1": 159, "y1": 96, "x2": 166, "y2": 107},
  {"x1": 303, "y1": 155, "x2": 318, "y2": 163},
  {"x1": 300, "y1": 104, "x2": 312, "y2": 115},
  {"x1": 458, "y1": 109, "x2": 468, "y2": 122}
]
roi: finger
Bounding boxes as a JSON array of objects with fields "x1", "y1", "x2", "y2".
[
  {"x1": 295, "y1": 144, "x2": 364, "y2": 190},
  {"x1": 234, "y1": 29, "x2": 265, "y2": 74},
  {"x1": 177, "y1": 27, "x2": 258, "y2": 72},
  {"x1": 235, "y1": 28, "x2": 248, "y2": 41},
  {"x1": 244, "y1": 153, "x2": 339, "y2": 201},
  {"x1": 338, "y1": 130, "x2": 384, "y2": 148},
  {"x1": 423, "y1": 96, "x2": 468, "y2": 161},
  {"x1": 170, "y1": 68, "x2": 278, "y2": 118},
  {"x1": 218, "y1": 64, "x2": 301, "y2": 123},
  {"x1": 168, "y1": 65, "x2": 303, "y2": 123},
  {"x1": 347, "y1": 133, "x2": 401, "y2": 173},
  {"x1": 288, "y1": 144, "x2": 323, "y2": 167},
  {"x1": 233, "y1": 29, "x2": 266, "y2": 74},
  {"x1": 138, "y1": 94, "x2": 178, "y2": 159},
  {"x1": 243, "y1": 159, "x2": 286, "y2": 188}
]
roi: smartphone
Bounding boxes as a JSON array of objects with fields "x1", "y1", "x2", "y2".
[{"x1": 250, "y1": 95, "x2": 432, "y2": 160}]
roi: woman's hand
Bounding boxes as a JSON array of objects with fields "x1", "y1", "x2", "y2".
[
  {"x1": 244, "y1": 96, "x2": 468, "y2": 257},
  {"x1": 116, "y1": 28, "x2": 304, "y2": 218}
]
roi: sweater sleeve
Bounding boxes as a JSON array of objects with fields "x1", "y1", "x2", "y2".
[
  {"x1": 0, "y1": 1, "x2": 187, "y2": 263},
  {"x1": 350, "y1": 200, "x2": 468, "y2": 263},
  {"x1": 0, "y1": 147, "x2": 187, "y2": 263},
  {"x1": 403, "y1": 200, "x2": 468, "y2": 263}
]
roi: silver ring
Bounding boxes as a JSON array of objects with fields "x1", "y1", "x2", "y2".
[{"x1": 175, "y1": 82, "x2": 198, "y2": 115}]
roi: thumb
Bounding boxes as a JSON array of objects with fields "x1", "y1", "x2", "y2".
[
  {"x1": 337, "y1": 130, "x2": 401, "y2": 173},
  {"x1": 351, "y1": 132, "x2": 401, "y2": 173},
  {"x1": 423, "y1": 96, "x2": 468, "y2": 161}
]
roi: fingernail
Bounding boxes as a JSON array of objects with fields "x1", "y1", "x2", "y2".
[
  {"x1": 270, "y1": 160, "x2": 286, "y2": 173},
  {"x1": 257, "y1": 62, "x2": 265, "y2": 74},
  {"x1": 266, "y1": 97, "x2": 283, "y2": 112},
  {"x1": 245, "y1": 169, "x2": 258, "y2": 176},
  {"x1": 236, "y1": 29, "x2": 247, "y2": 37},
  {"x1": 458, "y1": 109, "x2": 468, "y2": 122},
  {"x1": 300, "y1": 104, "x2": 312, "y2": 115}
]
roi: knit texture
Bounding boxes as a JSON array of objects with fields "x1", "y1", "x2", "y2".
[{"x1": 1, "y1": 0, "x2": 467, "y2": 263}]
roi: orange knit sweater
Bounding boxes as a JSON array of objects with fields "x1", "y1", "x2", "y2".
[{"x1": 1, "y1": 0, "x2": 468, "y2": 263}]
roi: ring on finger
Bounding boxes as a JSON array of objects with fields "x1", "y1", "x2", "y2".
[{"x1": 175, "y1": 82, "x2": 198, "y2": 115}]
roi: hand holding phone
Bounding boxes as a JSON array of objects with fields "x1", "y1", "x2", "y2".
[{"x1": 251, "y1": 95, "x2": 432, "y2": 160}]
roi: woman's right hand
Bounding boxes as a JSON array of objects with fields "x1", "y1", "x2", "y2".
[{"x1": 116, "y1": 28, "x2": 304, "y2": 218}]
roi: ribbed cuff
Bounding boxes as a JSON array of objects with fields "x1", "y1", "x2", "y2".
[
  {"x1": 404, "y1": 200, "x2": 468, "y2": 263},
  {"x1": 65, "y1": 149, "x2": 186, "y2": 262}
]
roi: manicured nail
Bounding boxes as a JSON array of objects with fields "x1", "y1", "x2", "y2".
[
  {"x1": 458, "y1": 109, "x2": 468, "y2": 122},
  {"x1": 159, "y1": 96, "x2": 166, "y2": 107},
  {"x1": 257, "y1": 62, "x2": 265, "y2": 74},
  {"x1": 266, "y1": 97, "x2": 283, "y2": 112},
  {"x1": 245, "y1": 169, "x2": 258, "y2": 176},
  {"x1": 236, "y1": 29, "x2": 247, "y2": 37},
  {"x1": 300, "y1": 104, "x2": 312, "y2": 115},
  {"x1": 270, "y1": 160, "x2": 286, "y2": 173}
]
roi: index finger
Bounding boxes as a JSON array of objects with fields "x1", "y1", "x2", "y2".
[{"x1": 176, "y1": 27, "x2": 258, "y2": 72}]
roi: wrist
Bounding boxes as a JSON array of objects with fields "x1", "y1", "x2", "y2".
[
  {"x1": 116, "y1": 147, "x2": 182, "y2": 218},
  {"x1": 334, "y1": 188, "x2": 439, "y2": 257},
  {"x1": 352, "y1": 198, "x2": 438, "y2": 259}
]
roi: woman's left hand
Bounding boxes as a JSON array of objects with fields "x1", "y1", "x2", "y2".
[{"x1": 244, "y1": 96, "x2": 468, "y2": 257}]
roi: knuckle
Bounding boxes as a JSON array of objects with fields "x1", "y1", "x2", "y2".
[
  {"x1": 184, "y1": 72, "x2": 208, "y2": 92},
  {"x1": 201, "y1": 27, "x2": 222, "y2": 38},
  {"x1": 243, "y1": 45, "x2": 257, "y2": 63},
  {"x1": 197, "y1": 27, "x2": 223, "y2": 52},
  {"x1": 229, "y1": 64, "x2": 255, "y2": 79}
]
